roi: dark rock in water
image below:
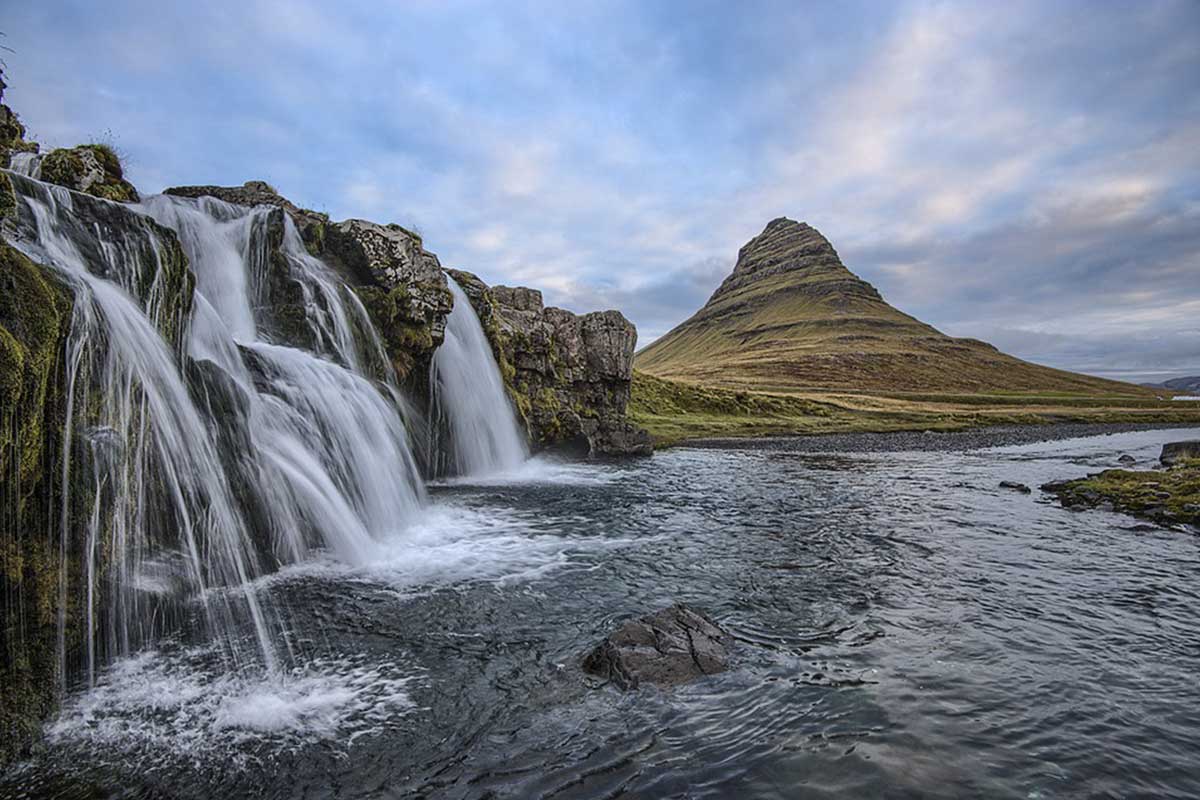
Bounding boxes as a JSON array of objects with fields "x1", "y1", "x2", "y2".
[
  {"x1": 582, "y1": 604, "x2": 730, "y2": 689},
  {"x1": 1161, "y1": 441, "x2": 1200, "y2": 466},
  {"x1": 1118, "y1": 454, "x2": 1136, "y2": 465},
  {"x1": 999, "y1": 481, "x2": 1031, "y2": 493}
]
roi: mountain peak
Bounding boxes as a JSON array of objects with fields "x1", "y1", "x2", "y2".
[
  {"x1": 637, "y1": 219, "x2": 1142, "y2": 395},
  {"x1": 711, "y1": 217, "x2": 857, "y2": 303}
]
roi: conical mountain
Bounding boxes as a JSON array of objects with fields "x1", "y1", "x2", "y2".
[{"x1": 637, "y1": 218, "x2": 1145, "y2": 395}]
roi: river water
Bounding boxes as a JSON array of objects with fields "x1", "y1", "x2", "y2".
[{"x1": 5, "y1": 427, "x2": 1200, "y2": 799}]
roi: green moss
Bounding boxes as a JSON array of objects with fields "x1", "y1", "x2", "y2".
[
  {"x1": 39, "y1": 148, "x2": 84, "y2": 187},
  {"x1": 355, "y1": 284, "x2": 438, "y2": 380},
  {"x1": 40, "y1": 145, "x2": 139, "y2": 203},
  {"x1": 1047, "y1": 460, "x2": 1200, "y2": 527},
  {"x1": 304, "y1": 219, "x2": 326, "y2": 256},
  {"x1": 0, "y1": 243, "x2": 74, "y2": 764},
  {"x1": 0, "y1": 173, "x2": 16, "y2": 220},
  {"x1": 0, "y1": 244, "x2": 72, "y2": 485}
]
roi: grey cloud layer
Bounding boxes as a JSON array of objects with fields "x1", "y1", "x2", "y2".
[{"x1": 6, "y1": 0, "x2": 1198, "y2": 381}]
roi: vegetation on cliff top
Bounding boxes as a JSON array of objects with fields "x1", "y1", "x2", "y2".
[{"x1": 40, "y1": 144, "x2": 139, "y2": 203}]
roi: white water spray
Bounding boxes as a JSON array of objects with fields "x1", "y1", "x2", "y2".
[{"x1": 4, "y1": 173, "x2": 429, "y2": 688}]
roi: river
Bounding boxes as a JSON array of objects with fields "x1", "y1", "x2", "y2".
[{"x1": 5, "y1": 427, "x2": 1200, "y2": 799}]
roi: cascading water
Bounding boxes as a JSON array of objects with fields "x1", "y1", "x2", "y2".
[
  {"x1": 9, "y1": 151, "x2": 41, "y2": 178},
  {"x1": 3, "y1": 171, "x2": 428, "y2": 691},
  {"x1": 430, "y1": 277, "x2": 528, "y2": 477}
]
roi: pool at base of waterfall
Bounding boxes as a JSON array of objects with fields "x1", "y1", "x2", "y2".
[{"x1": 6, "y1": 429, "x2": 1200, "y2": 800}]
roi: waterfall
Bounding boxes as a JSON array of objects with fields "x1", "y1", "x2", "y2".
[
  {"x1": 430, "y1": 277, "x2": 528, "y2": 476},
  {"x1": 9, "y1": 151, "x2": 42, "y2": 179},
  {"x1": 3, "y1": 172, "x2": 427, "y2": 688}
]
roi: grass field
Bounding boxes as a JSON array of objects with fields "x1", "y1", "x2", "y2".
[{"x1": 629, "y1": 371, "x2": 1200, "y2": 447}]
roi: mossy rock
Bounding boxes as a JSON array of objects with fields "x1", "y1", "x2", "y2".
[
  {"x1": 355, "y1": 283, "x2": 440, "y2": 381},
  {"x1": 40, "y1": 144, "x2": 139, "y2": 203},
  {"x1": 0, "y1": 173, "x2": 16, "y2": 221},
  {"x1": 0, "y1": 243, "x2": 74, "y2": 765},
  {"x1": 1042, "y1": 461, "x2": 1200, "y2": 528},
  {"x1": 0, "y1": 243, "x2": 72, "y2": 488}
]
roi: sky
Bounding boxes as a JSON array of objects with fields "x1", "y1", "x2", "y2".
[{"x1": 5, "y1": 0, "x2": 1199, "y2": 382}]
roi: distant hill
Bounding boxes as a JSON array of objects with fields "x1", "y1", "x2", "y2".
[
  {"x1": 637, "y1": 218, "x2": 1152, "y2": 396},
  {"x1": 1141, "y1": 376, "x2": 1200, "y2": 394}
]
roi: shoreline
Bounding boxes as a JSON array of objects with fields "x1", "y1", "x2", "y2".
[{"x1": 674, "y1": 422, "x2": 1200, "y2": 454}]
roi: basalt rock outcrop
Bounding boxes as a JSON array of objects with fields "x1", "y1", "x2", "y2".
[
  {"x1": 448, "y1": 270, "x2": 652, "y2": 456},
  {"x1": 582, "y1": 604, "x2": 731, "y2": 690}
]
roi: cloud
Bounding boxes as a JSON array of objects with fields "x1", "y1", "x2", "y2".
[{"x1": 4, "y1": 0, "x2": 1198, "y2": 378}]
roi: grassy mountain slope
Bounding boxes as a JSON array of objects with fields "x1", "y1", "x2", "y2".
[{"x1": 637, "y1": 218, "x2": 1152, "y2": 396}]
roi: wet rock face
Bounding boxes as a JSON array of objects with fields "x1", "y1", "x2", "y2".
[
  {"x1": 448, "y1": 269, "x2": 652, "y2": 457},
  {"x1": 157, "y1": 184, "x2": 647, "y2": 451},
  {"x1": 582, "y1": 604, "x2": 730, "y2": 690},
  {"x1": 166, "y1": 181, "x2": 331, "y2": 257},
  {"x1": 325, "y1": 220, "x2": 453, "y2": 362},
  {"x1": 164, "y1": 182, "x2": 453, "y2": 383},
  {"x1": 1161, "y1": 441, "x2": 1200, "y2": 466}
]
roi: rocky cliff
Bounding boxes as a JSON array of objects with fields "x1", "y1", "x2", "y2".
[
  {"x1": 163, "y1": 182, "x2": 649, "y2": 456},
  {"x1": 0, "y1": 73, "x2": 648, "y2": 761},
  {"x1": 449, "y1": 270, "x2": 652, "y2": 456},
  {"x1": 0, "y1": 73, "x2": 79, "y2": 763}
]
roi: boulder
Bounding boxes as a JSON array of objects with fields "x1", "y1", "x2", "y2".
[
  {"x1": 1118, "y1": 454, "x2": 1136, "y2": 465},
  {"x1": 1161, "y1": 441, "x2": 1200, "y2": 466},
  {"x1": 40, "y1": 145, "x2": 138, "y2": 203},
  {"x1": 581, "y1": 604, "x2": 730, "y2": 690},
  {"x1": 999, "y1": 481, "x2": 1031, "y2": 493}
]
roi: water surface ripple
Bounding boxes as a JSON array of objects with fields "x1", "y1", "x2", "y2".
[{"x1": 6, "y1": 428, "x2": 1200, "y2": 799}]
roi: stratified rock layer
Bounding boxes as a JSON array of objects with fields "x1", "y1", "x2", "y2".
[{"x1": 582, "y1": 604, "x2": 730, "y2": 690}]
